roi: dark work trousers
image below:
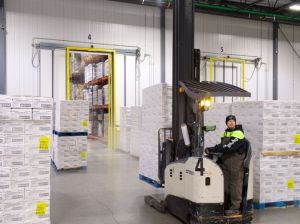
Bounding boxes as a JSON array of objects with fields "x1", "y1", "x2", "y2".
[{"x1": 221, "y1": 152, "x2": 245, "y2": 210}]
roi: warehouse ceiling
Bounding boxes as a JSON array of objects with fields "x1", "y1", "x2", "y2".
[
  {"x1": 112, "y1": 0, "x2": 300, "y2": 25},
  {"x1": 196, "y1": 0, "x2": 300, "y2": 15}
]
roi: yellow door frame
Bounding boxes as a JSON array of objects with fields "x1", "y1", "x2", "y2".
[
  {"x1": 209, "y1": 57, "x2": 246, "y2": 101},
  {"x1": 66, "y1": 46, "x2": 117, "y2": 149}
]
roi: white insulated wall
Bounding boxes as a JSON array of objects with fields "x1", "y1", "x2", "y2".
[
  {"x1": 5, "y1": 0, "x2": 300, "y2": 101},
  {"x1": 5, "y1": 0, "x2": 161, "y2": 96},
  {"x1": 278, "y1": 24, "x2": 300, "y2": 101},
  {"x1": 166, "y1": 11, "x2": 300, "y2": 101},
  {"x1": 165, "y1": 11, "x2": 274, "y2": 100}
]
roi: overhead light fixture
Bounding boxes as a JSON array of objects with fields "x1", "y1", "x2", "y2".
[{"x1": 289, "y1": 4, "x2": 300, "y2": 11}]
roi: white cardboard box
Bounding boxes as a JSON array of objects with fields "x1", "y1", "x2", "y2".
[
  {"x1": 0, "y1": 95, "x2": 12, "y2": 108},
  {"x1": 0, "y1": 95, "x2": 52, "y2": 223},
  {"x1": 32, "y1": 97, "x2": 53, "y2": 110},
  {"x1": 11, "y1": 97, "x2": 33, "y2": 109},
  {"x1": 24, "y1": 121, "x2": 52, "y2": 135},
  {"x1": 11, "y1": 109, "x2": 32, "y2": 120},
  {"x1": 0, "y1": 109, "x2": 11, "y2": 120},
  {"x1": 0, "y1": 122, "x2": 24, "y2": 134},
  {"x1": 32, "y1": 109, "x2": 52, "y2": 121}
]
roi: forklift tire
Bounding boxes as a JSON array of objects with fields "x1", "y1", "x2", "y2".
[
  {"x1": 144, "y1": 196, "x2": 166, "y2": 213},
  {"x1": 188, "y1": 215, "x2": 200, "y2": 224}
]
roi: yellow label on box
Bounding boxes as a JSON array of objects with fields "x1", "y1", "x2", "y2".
[
  {"x1": 39, "y1": 136, "x2": 50, "y2": 151},
  {"x1": 80, "y1": 151, "x2": 87, "y2": 159},
  {"x1": 288, "y1": 180, "x2": 295, "y2": 189},
  {"x1": 36, "y1": 202, "x2": 48, "y2": 216},
  {"x1": 295, "y1": 134, "x2": 300, "y2": 144},
  {"x1": 82, "y1": 120, "x2": 88, "y2": 127}
]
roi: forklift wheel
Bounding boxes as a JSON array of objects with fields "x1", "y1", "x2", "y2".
[
  {"x1": 144, "y1": 195, "x2": 166, "y2": 213},
  {"x1": 188, "y1": 215, "x2": 200, "y2": 224}
]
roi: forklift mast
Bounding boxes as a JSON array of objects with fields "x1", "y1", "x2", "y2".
[
  {"x1": 172, "y1": 0, "x2": 196, "y2": 158},
  {"x1": 158, "y1": 0, "x2": 251, "y2": 184}
]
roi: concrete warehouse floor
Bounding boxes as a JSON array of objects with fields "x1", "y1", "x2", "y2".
[{"x1": 51, "y1": 140, "x2": 300, "y2": 224}]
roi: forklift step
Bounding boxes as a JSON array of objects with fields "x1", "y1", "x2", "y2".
[
  {"x1": 139, "y1": 174, "x2": 162, "y2": 188},
  {"x1": 144, "y1": 194, "x2": 166, "y2": 213},
  {"x1": 192, "y1": 212, "x2": 253, "y2": 224},
  {"x1": 254, "y1": 200, "x2": 300, "y2": 210}
]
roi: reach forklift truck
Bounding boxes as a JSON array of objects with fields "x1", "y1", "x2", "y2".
[
  {"x1": 144, "y1": 79, "x2": 253, "y2": 224},
  {"x1": 144, "y1": 1, "x2": 253, "y2": 223}
]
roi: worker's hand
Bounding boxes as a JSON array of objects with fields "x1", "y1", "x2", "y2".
[{"x1": 205, "y1": 147, "x2": 214, "y2": 154}]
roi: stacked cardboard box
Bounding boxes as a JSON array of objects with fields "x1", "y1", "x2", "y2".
[
  {"x1": 139, "y1": 83, "x2": 172, "y2": 183},
  {"x1": 119, "y1": 107, "x2": 131, "y2": 153},
  {"x1": 88, "y1": 85, "x2": 107, "y2": 106},
  {"x1": 204, "y1": 101, "x2": 300, "y2": 203},
  {"x1": 204, "y1": 103, "x2": 232, "y2": 148},
  {"x1": 0, "y1": 95, "x2": 52, "y2": 224},
  {"x1": 96, "y1": 62, "x2": 103, "y2": 78},
  {"x1": 92, "y1": 86, "x2": 98, "y2": 106},
  {"x1": 103, "y1": 85, "x2": 108, "y2": 105},
  {"x1": 52, "y1": 100, "x2": 88, "y2": 170},
  {"x1": 104, "y1": 59, "x2": 109, "y2": 76},
  {"x1": 129, "y1": 106, "x2": 142, "y2": 157},
  {"x1": 232, "y1": 101, "x2": 300, "y2": 203},
  {"x1": 84, "y1": 64, "x2": 95, "y2": 83},
  {"x1": 97, "y1": 89, "x2": 103, "y2": 105},
  {"x1": 52, "y1": 134, "x2": 87, "y2": 170},
  {"x1": 83, "y1": 89, "x2": 93, "y2": 107},
  {"x1": 54, "y1": 100, "x2": 89, "y2": 133}
]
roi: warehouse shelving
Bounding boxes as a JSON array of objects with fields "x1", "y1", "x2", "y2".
[
  {"x1": 84, "y1": 75, "x2": 108, "y2": 88},
  {"x1": 91, "y1": 104, "x2": 109, "y2": 110},
  {"x1": 66, "y1": 47, "x2": 117, "y2": 149},
  {"x1": 68, "y1": 51, "x2": 109, "y2": 140},
  {"x1": 82, "y1": 56, "x2": 109, "y2": 142}
]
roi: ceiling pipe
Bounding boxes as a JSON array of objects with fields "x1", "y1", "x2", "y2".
[
  {"x1": 109, "y1": 0, "x2": 300, "y2": 26},
  {"x1": 194, "y1": 2, "x2": 300, "y2": 21}
]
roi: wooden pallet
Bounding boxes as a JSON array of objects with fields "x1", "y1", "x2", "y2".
[
  {"x1": 254, "y1": 200, "x2": 300, "y2": 210},
  {"x1": 139, "y1": 174, "x2": 162, "y2": 188}
]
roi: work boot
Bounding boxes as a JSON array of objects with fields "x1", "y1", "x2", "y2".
[{"x1": 225, "y1": 210, "x2": 241, "y2": 216}]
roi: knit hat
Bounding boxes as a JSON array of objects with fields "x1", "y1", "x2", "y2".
[{"x1": 225, "y1": 115, "x2": 236, "y2": 124}]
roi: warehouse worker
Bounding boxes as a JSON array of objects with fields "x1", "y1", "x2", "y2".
[{"x1": 205, "y1": 115, "x2": 247, "y2": 216}]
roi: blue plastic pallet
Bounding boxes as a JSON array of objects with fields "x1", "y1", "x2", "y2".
[
  {"x1": 254, "y1": 200, "x2": 300, "y2": 210},
  {"x1": 139, "y1": 174, "x2": 162, "y2": 188},
  {"x1": 53, "y1": 130, "x2": 88, "y2": 137}
]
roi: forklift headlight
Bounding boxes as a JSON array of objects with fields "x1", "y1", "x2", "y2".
[{"x1": 200, "y1": 98, "x2": 212, "y2": 111}]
